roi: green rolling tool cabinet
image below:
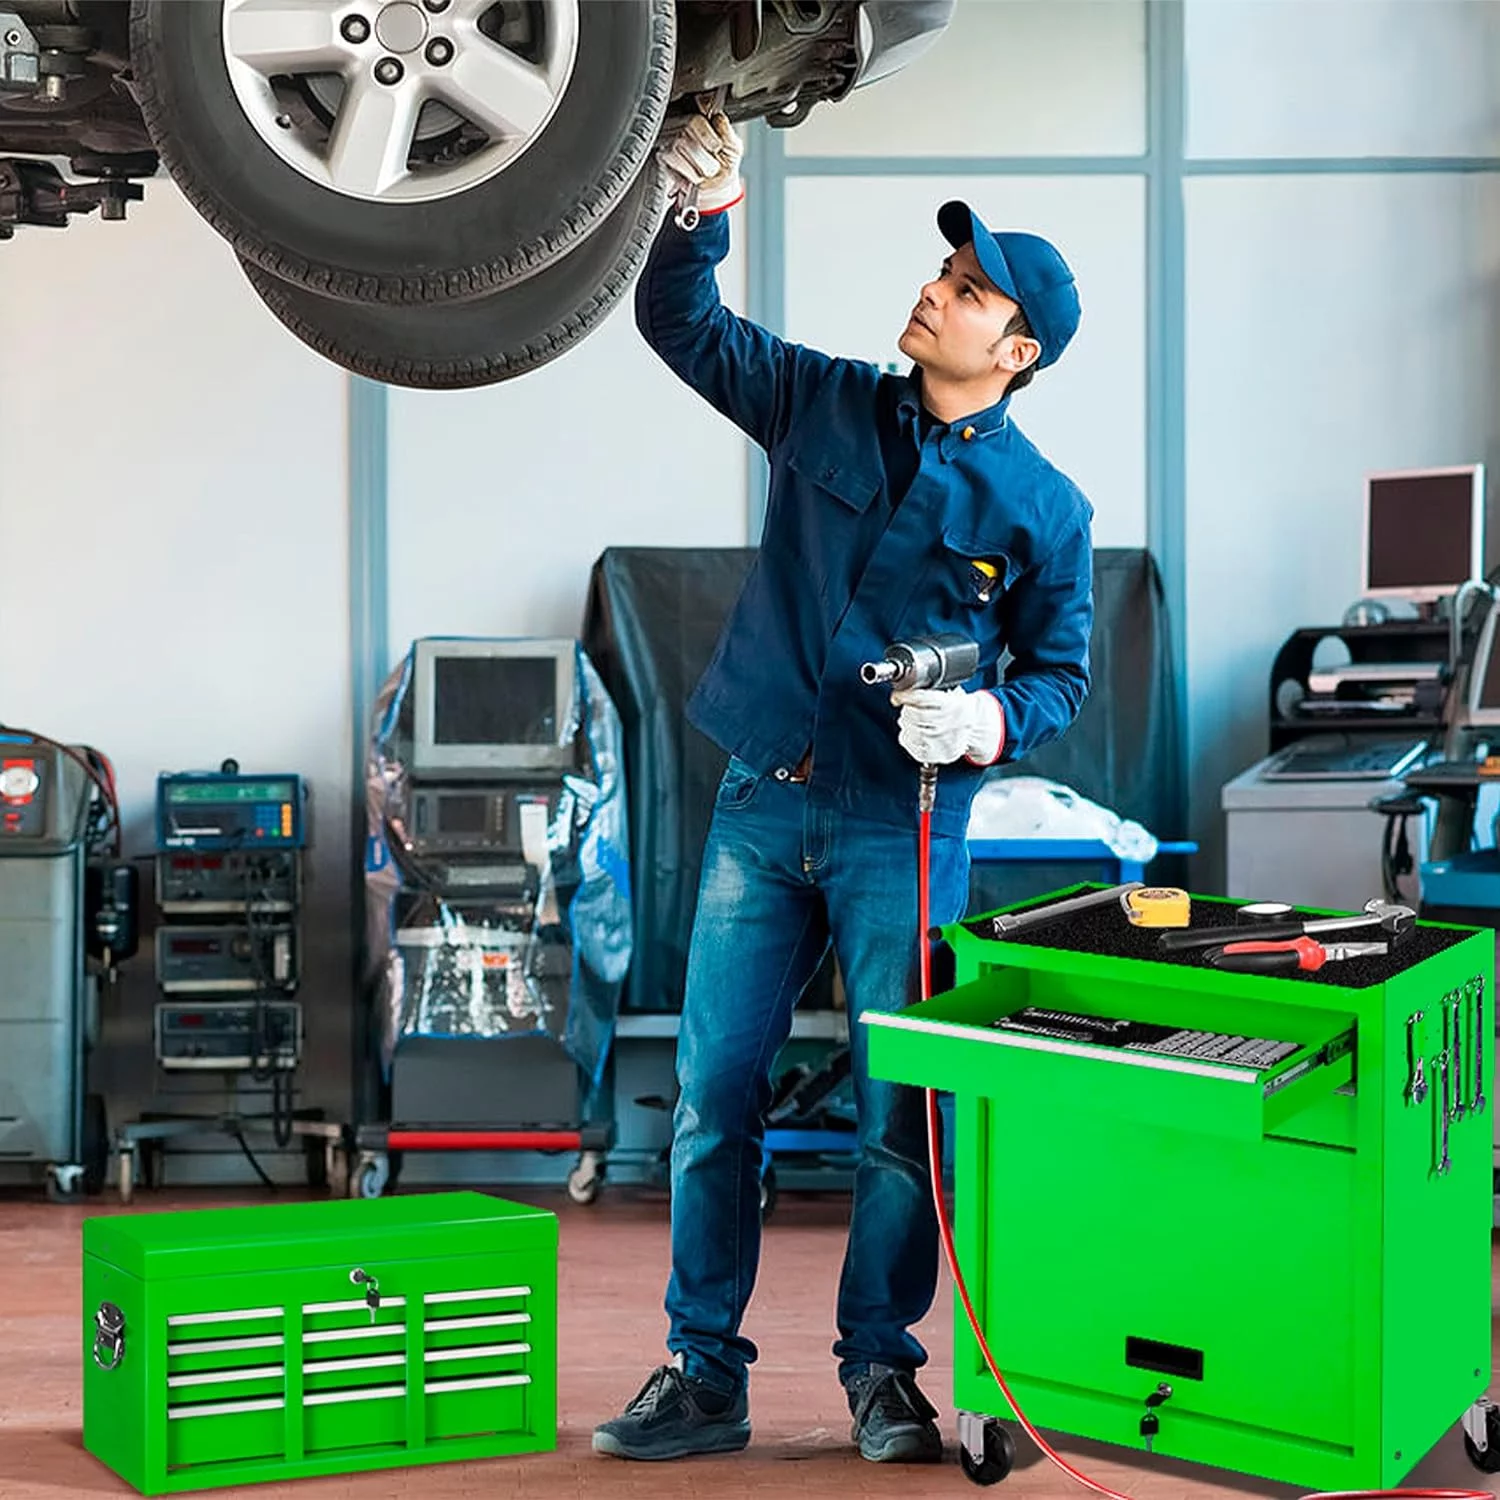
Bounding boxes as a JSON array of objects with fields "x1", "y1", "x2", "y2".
[
  {"x1": 82, "y1": 1191, "x2": 556, "y2": 1494},
  {"x1": 865, "y1": 886, "x2": 1496, "y2": 1492}
]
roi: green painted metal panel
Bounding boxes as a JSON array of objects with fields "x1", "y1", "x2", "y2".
[
  {"x1": 867, "y1": 889, "x2": 1493, "y2": 1492},
  {"x1": 83, "y1": 1192, "x2": 557, "y2": 1494},
  {"x1": 83, "y1": 1190, "x2": 552, "y2": 1279}
]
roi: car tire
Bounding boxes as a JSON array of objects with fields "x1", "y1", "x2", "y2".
[
  {"x1": 240, "y1": 160, "x2": 666, "y2": 387},
  {"x1": 129, "y1": 0, "x2": 674, "y2": 305}
]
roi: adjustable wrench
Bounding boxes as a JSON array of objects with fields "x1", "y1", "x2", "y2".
[
  {"x1": 1450, "y1": 992, "x2": 1466, "y2": 1122},
  {"x1": 1437, "y1": 1051, "x2": 1453, "y2": 1176},
  {"x1": 1405, "y1": 1011, "x2": 1427, "y2": 1106},
  {"x1": 1161, "y1": 898, "x2": 1415, "y2": 954},
  {"x1": 673, "y1": 88, "x2": 728, "y2": 232},
  {"x1": 1476, "y1": 977, "x2": 1488, "y2": 1115}
]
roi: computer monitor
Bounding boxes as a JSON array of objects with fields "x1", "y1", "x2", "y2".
[
  {"x1": 410, "y1": 637, "x2": 577, "y2": 776},
  {"x1": 1362, "y1": 464, "x2": 1485, "y2": 604},
  {"x1": 1465, "y1": 600, "x2": 1500, "y2": 727}
]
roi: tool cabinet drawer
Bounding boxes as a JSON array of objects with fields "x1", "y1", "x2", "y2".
[
  {"x1": 83, "y1": 1192, "x2": 556, "y2": 1495},
  {"x1": 864, "y1": 964, "x2": 1355, "y2": 1142}
]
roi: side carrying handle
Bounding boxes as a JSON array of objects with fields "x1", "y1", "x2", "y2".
[{"x1": 92, "y1": 1301, "x2": 126, "y2": 1371}]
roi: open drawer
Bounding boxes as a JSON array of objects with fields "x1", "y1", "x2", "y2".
[{"x1": 863, "y1": 961, "x2": 1356, "y2": 1142}]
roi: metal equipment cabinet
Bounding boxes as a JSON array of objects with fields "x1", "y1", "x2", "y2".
[
  {"x1": 0, "y1": 740, "x2": 106, "y2": 1199},
  {"x1": 865, "y1": 889, "x2": 1494, "y2": 1492},
  {"x1": 83, "y1": 1192, "x2": 556, "y2": 1494}
]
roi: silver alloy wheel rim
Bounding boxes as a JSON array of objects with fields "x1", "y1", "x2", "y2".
[{"x1": 221, "y1": 0, "x2": 580, "y2": 204}]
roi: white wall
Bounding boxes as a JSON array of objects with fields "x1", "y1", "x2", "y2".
[
  {"x1": 0, "y1": 181, "x2": 353, "y2": 1152},
  {"x1": 784, "y1": 174, "x2": 1146, "y2": 548},
  {"x1": 1185, "y1": 171, "x2": 1500, "y2": 869},
  {"x1": 385, "y1": 201, "x2": 751, "y2": 656},
  {"x1": 1182, "y1": 0, "x2": 1500, "y2": 879},
  {"x1": 1186, "y1": 0, "x2": 1500, "y2": 159}
]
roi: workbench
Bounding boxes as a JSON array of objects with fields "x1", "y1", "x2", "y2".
[{"x1": 865, "y1": 885, "x2": 1495, "y2": 1491}]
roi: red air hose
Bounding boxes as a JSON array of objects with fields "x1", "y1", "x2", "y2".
[{"x1": 915, "y1": 806, "x2": 1492, "y2": 1500}]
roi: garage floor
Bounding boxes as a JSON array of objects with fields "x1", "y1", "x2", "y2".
[{"x1": 2, "y1": 1187, "x2": 1496, "y2": 1500}]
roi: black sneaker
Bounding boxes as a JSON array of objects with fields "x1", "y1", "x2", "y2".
[
  {"x1": 592, "y1": 1362, "x2": 751, "y2": 1461},
  {"x1": 845, "y1": 1364, "x2": 943, "y2": 1463}
]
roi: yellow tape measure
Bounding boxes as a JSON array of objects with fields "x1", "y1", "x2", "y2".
[{"x1": 1122, "y1": 886, "x2": 1191, "y2": 928}]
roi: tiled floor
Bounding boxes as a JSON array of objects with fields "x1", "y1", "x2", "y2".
[{"x1": 1, "y1": 1185, "x2": 1496, "y2": 1499}]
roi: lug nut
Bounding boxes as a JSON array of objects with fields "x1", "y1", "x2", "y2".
[
  {"x1": 425, "y1": 36, "x2": 453, "y2": 65},
  {"x1": 424, "y1": 0, "x2": 451, "y2": 11},
  {"x1": 340, "y1": 14, "x2": 370, "y2": 43},
  {"x1": 374, "y1": 56, "x2": 403, "y2": 85}
]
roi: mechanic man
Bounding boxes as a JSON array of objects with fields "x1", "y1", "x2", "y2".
[{"x1": 593, "y1": 109, "x2": 1094, "y2": 1466}]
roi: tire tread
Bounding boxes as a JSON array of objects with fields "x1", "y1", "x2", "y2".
[{"x1": 127, "y1": 0, "x2": 675, "y2": 304}]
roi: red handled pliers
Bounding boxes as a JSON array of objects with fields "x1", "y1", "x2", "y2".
[{"x1": 1205, "y1": 935, "x2": 1388, "y2": 974}]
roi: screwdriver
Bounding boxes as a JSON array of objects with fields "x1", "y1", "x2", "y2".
[{"x1": 1205, "y1": 935, "x2": 1387, "y2": 974}]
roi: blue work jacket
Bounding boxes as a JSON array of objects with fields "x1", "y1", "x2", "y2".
[{"x1": 634, "y1": 213, "x2": 1095, "y2": 839}]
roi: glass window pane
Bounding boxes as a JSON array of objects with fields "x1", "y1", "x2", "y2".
[
  {"x1": 1184, "y1": 172, "x2": 1500, "y2": 864},
  {"x1": 784, "y1": 175, "x2": 1146, "y2": 547},
  {"x1": 1186, "y1": 0, "x2": 1500, "y2": 159},
  {"x1": 784, "y1": 0, "x2": 1145, "y2": 158}
]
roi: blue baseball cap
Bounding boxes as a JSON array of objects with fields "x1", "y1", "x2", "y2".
[{"x1": 937, "y1": 200, "x2": 1080, "y2": 369}]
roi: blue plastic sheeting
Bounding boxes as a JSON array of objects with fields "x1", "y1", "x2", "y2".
[{"x1": 363, "y1": 639, "x2": 631, "y2": 1088}]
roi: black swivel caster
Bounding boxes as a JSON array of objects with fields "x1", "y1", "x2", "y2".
[
  {"x1": 959, "y1": 1411, "x2": 1015, "y2": 1485},
  {"x1": 1463, "y1": 1398, "x2": 1500, "y2": 1472}
]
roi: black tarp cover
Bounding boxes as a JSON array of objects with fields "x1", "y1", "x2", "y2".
[{"x1": 583, "y1": 547, "x2": 1180, "y2": 1013}]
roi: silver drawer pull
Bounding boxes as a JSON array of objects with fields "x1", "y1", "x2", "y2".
[
  {"x1": 425, "y1": 1374, "x2": 530, "y2": 1395},
  {"x1": 304, "y1": 1325, "x2": 406, "y2": 1346},
  {"x1": 303, "y1": 1296, "x2": 406, "y2": 1316},
  {"x1": 169, "y1": 1397, "x2": 284, "y2": 1420},
  {"x1": 304, "y1": 1354, "x2": 405, "y2": 1375},
  {"x1": 168, "y1": 1365, "x2": 284, "y2": 1389},
  {"x1": 424, "y1": 1313, "x2": 530, "y2": 1333},
  {"x1": 169, "y1": 1335, "x2": 284, "y2": 1356},
  {"x1": 425, "y1": 1342, "x2": 530, "y2": 1363},
  {"x1": 167, "y1": 1307, "x2": 283, "y2": 1328},
  {"x1": 304, "y1": 1384, "x2": 404, "y2": 1407},
  {"x1": 423, "y1": 1286, "x2": 530, "y2": 1305}
]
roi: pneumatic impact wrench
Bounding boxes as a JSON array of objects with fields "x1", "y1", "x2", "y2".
[{"x1": 860, "y1": 631, "x2": 980, "y2": 813}]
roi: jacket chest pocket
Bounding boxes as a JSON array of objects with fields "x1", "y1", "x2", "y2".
[
  {"x1": 937, "y1": 526, "x2": 1019, "y2": 611},
  {"x1": 787, "y1": 448, "x2": 881, "y2": 514}
]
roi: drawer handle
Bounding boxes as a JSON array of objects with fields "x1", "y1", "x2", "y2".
[
  {"x1": 92, "y1": 1302, "x2": 125, "y2": 1372},
  {"x1": 170, "y1": 1397, "x2": 285, "y2": 1421}
]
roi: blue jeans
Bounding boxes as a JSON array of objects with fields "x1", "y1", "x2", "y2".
[{"x1": 664, "y1": 757, "x2": 971, "y2": 1396}]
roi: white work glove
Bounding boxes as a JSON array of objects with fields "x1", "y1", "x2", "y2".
[
  {"x1": 657, "y1": 108, "x2": 744, "y2": 216},
  {"x1": 893, "y1": 686, "x2": 1005, "y2": 766}
]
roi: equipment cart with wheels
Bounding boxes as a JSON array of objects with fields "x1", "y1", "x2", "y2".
[{"x1": 865, "y1": 885, "x2": 1495, "y2": 1493}]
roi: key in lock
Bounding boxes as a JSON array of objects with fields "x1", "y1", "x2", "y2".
[{"x1": 349, "y1": 1267, "x2": 381, "y2": 1323}]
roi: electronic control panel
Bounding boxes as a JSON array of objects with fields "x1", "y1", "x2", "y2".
[
  {"x1": 407, "y1": 784, "x2": 556, "y2": 856},
  {"x1": 156, "y1": 923, "x2": 298, "y2": 994},
  {"x1": 157, "y1": 772, "x2": 305, "y2": 851},
  {"x1": 156, "y1": 849, "x2": 300, "y2": 914},
  {"x1": 0, "y1": 752, "x2": 48, "y2": 839},
  {"x1": 155, "y1": 1000, "x2": 301, "y2": 1071}
]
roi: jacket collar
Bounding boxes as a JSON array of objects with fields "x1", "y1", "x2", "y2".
[{"x1": 897, "y1": 371, "x2": 1013, "y2": 451}]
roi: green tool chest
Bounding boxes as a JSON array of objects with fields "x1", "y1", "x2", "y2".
[
  {"x1": 83, "y1": 1191, "x2": 556, "y2": 1494},
  {"x1": 865, "y1": 887, "x2": 1495, "y2": 1493}
]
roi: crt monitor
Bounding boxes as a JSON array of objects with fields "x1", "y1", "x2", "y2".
[
  {"x1": 411, "y1": 637, "x2": 577, "y2": 776},
  {"x1": 1465, "y1": 601, "x2": 1500, "y2": 728},
  {"x1": 1362, "y1": 464, "x2": 1485, "y2": 604}
]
